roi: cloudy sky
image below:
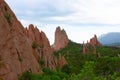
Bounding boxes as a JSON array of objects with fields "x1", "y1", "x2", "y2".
[{"x1": 5, "y1": 0, "x2": 120, "y2": 44}]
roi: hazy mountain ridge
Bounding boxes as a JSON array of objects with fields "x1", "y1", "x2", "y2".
[{"x1": 98, "y1": 32, "x2": 120, "y2": 46}]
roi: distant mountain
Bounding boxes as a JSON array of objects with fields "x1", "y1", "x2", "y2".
[{"x1": 98, "y1": 32, "x2": 120, "y2": 46}]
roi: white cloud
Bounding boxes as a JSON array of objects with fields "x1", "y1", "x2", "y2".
[
  {"x1": 6, "y1": 0, "x2": 120, "y2": 25},
  {"x1": 46, "y1": 0, "x2": 120, "y2": 24},
  {"x1": 5, "y1": 0, "x2": 120, "y2": 44}
]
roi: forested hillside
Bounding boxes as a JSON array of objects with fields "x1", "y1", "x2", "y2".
[{"x1": 19, "y1": 41, "x2": 120, "y2": 80}]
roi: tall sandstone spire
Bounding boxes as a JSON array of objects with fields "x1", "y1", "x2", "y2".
[
  {"x1": 83, "y1": 35, "x2": 102, "y2": 54},
  {"x1": 53, "y1": 26, "x2": 69, "y2": 51}
]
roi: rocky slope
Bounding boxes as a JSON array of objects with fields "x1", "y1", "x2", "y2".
[
  {"x1": 0, "y1": 0, "x2": 43, "y2": 80},
  {"x1": 24, "y1": 24, "x2": 57, "y2": 70},
  {"x1": 0, "y1": 0, "x2": 104, "y2": 80},
  {"x1": 53, "y1": 26, "x2": 69, "y2": 51},
  {"x1": 0, "y1": 0, "x2": 67, "y2": 80}
]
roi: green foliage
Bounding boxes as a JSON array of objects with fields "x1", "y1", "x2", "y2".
[
  {"x1": 96, "y1": 46, "x2": 120, "y2": 57},
  {"x1": 19, "y1": 41, "x2": 120, "y2": 80},
  {"x1": 0, "y1": 78, "x2": 3, "y2": 80},
  {"x1": 19, "y1": 68, "x2": 68, "y2": 80},
  {"x1": 54, "y1": 41, "x2": 120, "y2": 79},
  {"x1": 3, "y1": 5, "x2": 7, "y2": 11},
  {"x1": 67, "y1": 74, "x2": 79, "y2": 80},
  {"x1": 0, "y1": 56, "x2": 3, "y2": 68},
  {"x1": 32, "y1": 42, "x2": 44, "y2": 49},
  {"x1": 5, "y1": 12, "x2": 11, "y2": 25},
  {"x1": 94, "y1": 57, "x2": 120, "y2": 77},
  {"x1": 19, "y1": 71, "x2": 32, "y2": 80},
  {"x1": 42, "y1": 68, "x2": 68, "y2": 79},
  {"x1": 65, "y1": 61, "x2": 99, "y2": 80},
  {"x1": 18, "y1": 57, "x2": 23, "y2": 62},
  {"x1": 55, "y1": 41, "x2": 98, "y2": 74},
  {"x1": 40, "y1": 45, "x2": 44, "y2": 49},
  {"x1": 0, "y1": 62, "x2": 3, "y2": 68},
  {"x1": 0, "y1": 55, "x2": 1, "y2": 61},
  {"x1": 42, "y1": 68, "x2": 53, "y2": 74},
  {"x1": 3, "y1": 5, "x2": 11, "y2": 25},
  {"x1": 108, "y1": 72, "x2": 120, "y2": 80},
  {"x1": 32, "y1": 41, "x2": 38, "y2": 49},
  {"x1": 61, "y1": 64, "x2": 71, "y2": 74},
  {"x1": 38, "y1": 59, "x2": 44, "y2": 66},
  {"x1": 77, "y1": 61, "x2": 97, "y2": 80},
  {"x1": 19, "y1": 71, "x2": 41, "y2": 80},
  {"x1": 54, "y1": 41, "x2": 84, "y2": 73},
  {"x1": 54, "y1": 41, "x2": 82, "y2": 57}
]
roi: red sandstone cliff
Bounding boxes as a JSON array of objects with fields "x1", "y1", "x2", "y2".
[
  {"x1": 53, "y1": 26, "x2": 69, "y2": 51},
  {"x1": 25, "y1": 24, "x2": 57, "y2": 70},
  {"x1": 0, "y1": 0, "x2": 60, "y2": 80},
  {"x1": 0, "y1": 0, "x2": 71, "y2": 80},
  {"x1": 0, "y1": 0, "x2": 42, "y2": 80}
]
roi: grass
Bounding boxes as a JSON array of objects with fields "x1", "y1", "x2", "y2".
[
  {"x1": 32, "y1": 41, "x2": 38, "y2": 49},
  {"x1": 5, "y1": 12, "x2": 11, "y2": 25},
  {"x1": 18, "y1": 57, "x2": 23, "y2": 62},
  {"x1": 3, "y1": 5, "x2": 7, "y2": 11}
]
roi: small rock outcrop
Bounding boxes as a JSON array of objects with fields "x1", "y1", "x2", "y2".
[
  {"x1": 58, "y1": 54, "x2": 67, "y2": 69},
  {"x1": 83, "y1": 35, "x2": 102, "y2": 54},
  {"x1": 89, "y1": 35, "x2": 102, "y2": 47},
  {"x1": 53, "y1": 26, "x2": 69, "y2": 51},
  {"x1": 83, "y1": 42, "x2": 89, "y2": 54}
]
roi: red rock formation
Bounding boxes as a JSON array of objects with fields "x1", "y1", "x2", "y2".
[
  {"x1": 58, "y1": 54, "x2": 67, "y2": 69},
  {"x1": 83, "y1": 41, "x2": 89, "y2": 54},
  {"x1": 97, "y1": 53, "x2": 101, "y2": 58},
  {"x1": 0, "y1": 1, "x2": 67, "y2": 80},
  {"x1": 24, "y1": 24, "x2": 43, "y2": 46},
  {"x1": 83, "y1": 35, "x2": 102, "y2": 54},
  {"x1": 89, "y1": 34, "x2": 102, "y2": 47},
  {"x1": 53, "y1": 26, "x2": 69, "y2": 51},
  {"x1": 0, "y1": 1, "x2": 43, "y2": 80},
  {"x1": 25, "y1": 25, "x2": 57, "y2": 70}
]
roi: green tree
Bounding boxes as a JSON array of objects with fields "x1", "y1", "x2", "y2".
[{"x1": 77, "y1": 61, "x2": 98, "y2": 80}]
